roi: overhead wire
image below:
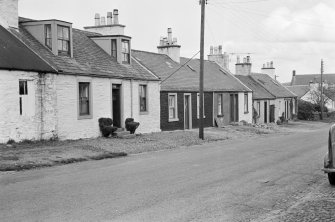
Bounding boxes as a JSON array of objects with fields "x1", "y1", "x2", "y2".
[{"x1": 161, "y1": 50, "x2": 201, "y2": 84}]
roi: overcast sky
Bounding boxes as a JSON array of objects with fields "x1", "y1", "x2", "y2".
[{"x1": 18, "y1": 0, "x2": 335, "y2": 83}]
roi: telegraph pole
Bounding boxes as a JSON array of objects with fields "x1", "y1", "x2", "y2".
[
  {"x1": 199, "y1": 0, "x2": 206, "y2": 140},
  {"x1": 321, "y1": 59, "x2": 324, "y2": 120}
]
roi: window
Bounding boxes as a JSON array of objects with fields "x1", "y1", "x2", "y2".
[
  {"x1": 139, "y1": 85, "x2": 147, "y2": 113},
  {"x1": 121, "y1": 40, "x2": 130, "y2": 64},
  {"x1": 45, "y1": 24, "x2": 52, "y2": 50},
  {"x1": 244, "y1": 93, "x2": 249, "y2": 113},
  {"x1": 19, "y1": 80, "x2": 34, "y2": 116},
  {"x1": 57, "y1": 25, "x2": 70, "y2": 56},
  {"x1": 79, "y1": 82, "x2": 90, "y2": 116},
  {"x1": 168, "y1": 93, "x2": 178, "y2": 121},
  {"x1": 218, "y1": 94, "x2": 223, "y2": 116},
  {"x1": 197, "y1": 93, "x2": 205, "y2": 118},
  {"x1": 111, "y1": 39, "x2": 117, "y2": 59}
]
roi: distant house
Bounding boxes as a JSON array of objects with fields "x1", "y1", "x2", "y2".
[
  {"x1": 229, "y1": 55, "x2": 297, "y2": 123},
  {"x1": 288, "y1": 70, "x2": 335, "y2": 111},
  {"x1": 132, "y1": 29, "x2": 252, "y2": 131},
  {"x1": 0, "y1": 0, "x2": 160, "y2": 143}
]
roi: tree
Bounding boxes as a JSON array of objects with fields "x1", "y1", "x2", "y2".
[{"x1": 306, "y1": 84, "x2": 330, "y2": 112}]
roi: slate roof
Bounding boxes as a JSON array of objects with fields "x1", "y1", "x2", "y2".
[
  {"x1": 180, "y1": 57, "x2": 251, "y2": 92},
  {"x1": 285, "y1": 85, "x2": 310, "y2": 99},
  {"x1": 235, "y1": 75, "x2": 275, "y2": 100},
  {"x1": 291, "y1": 74, "x2": 335, "y2": 86},
  {"x1": 132, "y1": 49, "x2": 250, "y2": 92},
  {"x1": 0, "y1": 25, "x2": 56, "y2": 73},
  {"x1": 250, "y1": 73, "x2": 297, "y2": 98},
  {"x1": 8, "y1": 22, "x2": 158, "y2": 81}
]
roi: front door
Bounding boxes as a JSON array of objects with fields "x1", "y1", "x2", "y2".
[
  {"x1": 112, "y1": 84, "x2": 121, "y2": 128},
  {"x1": 270, "y1": 105, "x2": 275, "y2": 123},
  {"x1": 184, "y1": 95, "x2": 191, "y2": 129},
  {"x1": 230, "y1": 94, "x2": 239, "y2": 122}
]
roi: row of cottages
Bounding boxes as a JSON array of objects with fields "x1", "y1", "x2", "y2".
[
  {"x1": 286, "y1": 71, "x2": 335, "y2": 111},
  {"x1": 133, "y1": 29, "x2": 252, "y2": 131},
  {"x1": 207, "y1": 47, "x2": 298, "y2": 123},
  {"x1": 236, "y1": 59, "x2": 297, "y2": 123},
  {"x1": 0, "y1": 1, "x2": 161, "y2": 143}
]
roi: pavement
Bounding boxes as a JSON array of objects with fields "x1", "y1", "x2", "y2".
[{"x1": 0, "y1": 121, "x2": 333, "y2": 222}]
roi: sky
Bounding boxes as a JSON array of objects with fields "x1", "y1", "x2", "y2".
[{"x1": 18, "y1": 0, "x2": 335, "y2": 83}]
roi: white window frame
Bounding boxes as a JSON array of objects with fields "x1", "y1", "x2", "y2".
[
  {"x1": 77, "y1": 79, "x2": 93, "y2": 120},
  {"x1": 168, "y1": 93, "x2": 179, "y2": 122},
  {"x1": 19, "y1": 79, "x2": 35, "y2": 117},
  {"x1": 139, "y1": 84, "x2": 149, "y2": 114},
  {"x1": 244, "y1": 93, "x2": 249, "y2": 113},
  {"x1": 197, "y1": 93, "x2": 206, "y2": 119}
]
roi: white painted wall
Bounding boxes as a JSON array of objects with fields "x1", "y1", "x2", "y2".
[
  {"x1": 0, "y1": 72, "x2": 161, "y2": 142},
  {"x1": 0, "y1": 70, "x2": 57, "y2": 143},
  {"x1": 238, "y1": 92, "x2": 252, "y2": 123},
  {"x1": 56, "y1": 75, "x2": 161, "y2": 140}
]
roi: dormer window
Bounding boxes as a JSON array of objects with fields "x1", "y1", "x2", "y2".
[
  {"x1": 121, "y1": 40, "x2": 130, "y2": 64},
  {"x1": 111, "y1": 39, "x2": 117, "y2": 59},
  {"x1": 45, "y1": 24, "x2": 52, "y2": 50},
  {"x1": 57, "y1": 25, "x2": 70, "y2": 56}
]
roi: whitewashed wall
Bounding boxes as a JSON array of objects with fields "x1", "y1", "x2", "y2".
[
  {"x1": 0, "y1": 70, "x2": 57, "y2": 143},
  {"x1": 238, "y1": 92, "x2": 253, "y2": 123}
]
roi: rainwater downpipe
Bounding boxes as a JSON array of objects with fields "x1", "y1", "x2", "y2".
[
  {"x1": 130, "y1": 79, "x2": 133, "y2": 118},
  {"x1": 38, "y1": 73, "x2": 45, "y2": 140}
]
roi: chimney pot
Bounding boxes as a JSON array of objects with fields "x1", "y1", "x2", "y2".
[
  {"x1": 107, "y1": 12, "x2": 113, "y2": 25},
  {"x1": 95, "y1": 13, "x2": 101, "y2": 26},
  {"x1": 218, "y1": 45, "x2": 222, "y2": 54},
  {"x1": 101, "y1": 16, "x2": 106, "y2": 25},
  {"x1": 246, "y1": 56, "x2": 250, "y2": 63},
  {"x1": 293, "y1": 70, "x2": 296, "y2": 76},
  {"x1": 210, "y1": 46, "x2": 213, "y2": 55},
  {"x1": 167, "y1": 28, "x2": 172, "y2": 44},
  {"x1": 113, "y1": 9, "x2": 119, "y2": 24}
]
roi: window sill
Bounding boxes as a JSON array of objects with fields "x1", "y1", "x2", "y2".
[
  {"x1": 197, "y1": 116, "x2": 206, "y2": 119},
  {"x1": 140, "y1": 111, "x2": 149, "y2": 115},
  {"x1": 78, "y1": 115, "x2": 93, "y2": 120},
  {"x1": 168, "y1": 118, "x2": 179, "y2": 122}
]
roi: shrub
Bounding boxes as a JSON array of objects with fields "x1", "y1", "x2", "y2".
[
  {"x1": 297, "y1": 99, "x2": 315, "y2": 120},
  {"x1": 253, "y1": 107, "x2": 259, "y2": 123},
  {"x1": 98, "y1": 118, "x2": 117, "y2": 137},
  {"x1": 125, "y1": 118, "x2": 140, "y2": 134}
]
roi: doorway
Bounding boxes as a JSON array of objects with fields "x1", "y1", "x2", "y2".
[
  {"x1": 184, "y1": 94, "x2": 192, "y2": 129},
  {"x1": 230, "y1": 94, "x2": 239, "y2": 122},
  {"x1": 112, "y1": 84, "x2": 121, "y2": 128},
  {"x1": 264, "y1": 101, "x2": 268, "y2": 123},
  {"x1": 270, "y1": 105, "x2": 275, "y2": 123}
]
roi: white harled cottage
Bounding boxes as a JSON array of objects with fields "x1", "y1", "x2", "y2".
[{"x1": 0, "y1": 0, "x2": 161, "y2": 143}]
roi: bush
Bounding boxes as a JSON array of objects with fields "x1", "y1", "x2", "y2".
[
  {"x1": 98, "y1": 118, "x2": 117, "y2": 137},
  {"x1": 298, "y1": 99, "x2": 315, "y2": 120},
  {"x1": 125, "y1": 118, "x2": 140, "y2": 134}
]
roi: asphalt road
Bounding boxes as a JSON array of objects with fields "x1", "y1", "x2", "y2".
[{"x1": 0, "y1": 122, "x2": 331, "y2": 222}]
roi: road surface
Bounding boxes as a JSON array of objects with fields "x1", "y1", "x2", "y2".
[{"x1": 0, "y1": 122, "x2": 331, "y2": 221}]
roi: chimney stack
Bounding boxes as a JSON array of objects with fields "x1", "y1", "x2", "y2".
[
  {"x1": 210, "y1": 46, "x2": 213, "y2": 55},
  {"x1": 107, "y1": 12, "x2": 113, "y2": 25},
  {"x1": 261, "y1": 60, "x2": 276, "y2": 79},
  {"x1": 95, "y1": 13, "x2": 100, "y2": 26},
  {"x1": 157, "y1": 27, "x2": 181, "y2": 63},
  {"x1": 113, "y1": 9, "x2": 119, "y2": 24},
  {"x1": 235, "y1": 56, "x2": 252, "y2": 76},
  {"x1": 293, "y1": 70, "x2": 296, "y2": 76},
  {"x1": 0, "y1": 0, "x2": 18, "y2": 29}
]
